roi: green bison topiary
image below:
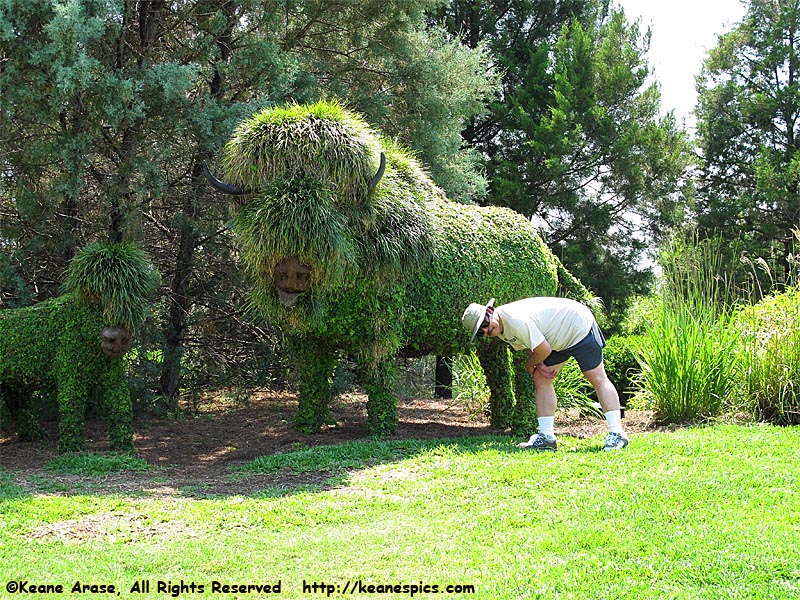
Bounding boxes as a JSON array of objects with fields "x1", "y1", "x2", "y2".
[
  {"x1": 0, "y1": 243, "x2": 159, "y2": 452},
  {"x1": 204, "y1": 100, "x2": 593, "y2": 436}
]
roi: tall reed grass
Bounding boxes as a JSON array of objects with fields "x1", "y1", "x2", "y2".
[
  {"x1": 451, "y1": 351, "x2": 491, "y2": 420},
  {"x1": 630, "y1": 236, "x2": 742, "y2": 423}
]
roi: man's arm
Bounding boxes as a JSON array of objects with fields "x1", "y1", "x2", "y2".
[{"x1": 525, "y1": 340, "x2": 553, "y2": 377}]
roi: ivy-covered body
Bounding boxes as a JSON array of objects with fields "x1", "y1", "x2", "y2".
[
  {"x1": 0, "y1": 243, "x2": 158, "y2": 452},
  {"x1": 403, "y1": 198, "x2": 561, "y2": 356},
  {"x1": 206, "y1": 101, "x2": 590, "y2": 436},
  {"x1": 0, "y1": 297, "x2": 131, "y2": 452}
]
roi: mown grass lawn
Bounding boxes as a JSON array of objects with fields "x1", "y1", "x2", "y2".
[{"x1": 1, "y1": 424, "x2": 799, "y2": 599}]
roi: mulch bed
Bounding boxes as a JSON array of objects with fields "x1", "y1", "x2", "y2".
[{"x1": 0, "y1": 391, "x2": 659, "y2": 497}]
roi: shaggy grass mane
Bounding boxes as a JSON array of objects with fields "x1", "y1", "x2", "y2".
[
  {"x1": 60, "y1": 243, "x2": 159, "y2": 330},
  {"x1": 223, "y1": 101, "x2": 382, "y2": 207}
]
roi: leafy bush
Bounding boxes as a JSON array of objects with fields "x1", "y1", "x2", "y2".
[
  {"x1": 737, "y1": 287, "x2": 800, "y2": 425},
  {"x1": 618, "y1": 295, "x2": 660, "y2": 335},
  {"x1": 602, "y1": 335, "x2": 642, "y2": 404},
  {"x1": 631, "y1": 307, "x2": 741, "y2": 422}
]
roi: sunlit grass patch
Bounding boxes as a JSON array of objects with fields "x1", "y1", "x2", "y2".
[{"x1": 46, "y1": 452, "x2": 153, "y2": 476}]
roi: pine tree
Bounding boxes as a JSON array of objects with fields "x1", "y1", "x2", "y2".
[
  {"x1": 1, "y1": 0, "x2": 496, "y2": 400},
  {"x1": 696, "y1": 0, "x2": 800, "y2": 289},
  {"x1": 433, "y1": 0, "x2": 693, "y2": 328}
]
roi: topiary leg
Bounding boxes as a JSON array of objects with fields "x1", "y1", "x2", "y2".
[
  {"x1": 511, "y1": 351, "x2": 537, "y2": 435},
  {"x1": 57, "y1": 380, "x2": 87, "y2": 453},
  {"x1": 362, "y1": 359, "x2": 398, "y2": 437},
  {"x1": 477, "y1": 341, "x2": 514, "y2": 429},
  {"x1": 100, "y1": 363, "x2": 134, "y2": 453},
  {"x1": 290, "y1": 336, "x2": 337, "y2": 433}
]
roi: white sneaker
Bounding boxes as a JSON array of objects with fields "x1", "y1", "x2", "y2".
[
  {"x1": 517, "y1": 433, "x2": 557, "y2": 451},
  {"x1": 603, "y1": 432, "x2": 629, "y2": 451}
]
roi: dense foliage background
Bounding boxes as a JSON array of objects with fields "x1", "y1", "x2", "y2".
[{"x1": 1, "y1": 0, "x2": 797, "y2": 418}]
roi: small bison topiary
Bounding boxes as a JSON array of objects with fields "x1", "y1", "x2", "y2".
[
  {"x1": 204, "y1": 100, "x2": 593, "y2": 436},
  {"x1": 0, "y1": 243, "x2": 159, "y2": 452}
]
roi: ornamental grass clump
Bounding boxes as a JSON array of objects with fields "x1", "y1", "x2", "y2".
[
  {"x1": 235, "y1": 178, "x2": 357, "y2": 311},
  {"x1": 223, "y1": 100, "x2": 382, "y2": 207},
  {"x1": 631, "y1": 236, "x2": 742, "y2": 423}
]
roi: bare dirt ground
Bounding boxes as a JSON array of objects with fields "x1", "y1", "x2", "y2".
[{"x1": 0, "y1": 391, "x2": 659, "y2": 498}]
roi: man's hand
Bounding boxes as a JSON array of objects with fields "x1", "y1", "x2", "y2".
[
  {"x1": 525, "y1": 341, "x2": 553, "y2": 377},
  {"x1": 536, "y1": 364, "x2": 558, "y2": 379}
]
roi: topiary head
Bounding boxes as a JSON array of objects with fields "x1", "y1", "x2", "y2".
[
  {"x1": 61, "y1": 243, "x2": 160, "y2": 355},
  {"x1": 203, "y1": 101, "x2": 437, "y2": 325},
  {"x1": 100, "y1": 325, "x2": 133, "y2": 358},
  {"x1": 219, "y1": 100, "x2": 386, "y2": 204}
]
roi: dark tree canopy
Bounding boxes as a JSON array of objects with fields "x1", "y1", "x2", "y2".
[
  {"x1": 696, "y1": 0, "x2": 800, "y2": 289},
  {"x1": 431, "y1": 0, "x2": 693, "y2": 329}
]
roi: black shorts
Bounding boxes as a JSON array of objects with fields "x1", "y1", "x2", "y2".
[{"x1": 542, "y1": 321, "x2": 606, "y2": 372}]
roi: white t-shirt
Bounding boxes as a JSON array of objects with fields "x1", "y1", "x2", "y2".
[{"x1": 495, "y1": 297, "x2": 594, "y2": 352}]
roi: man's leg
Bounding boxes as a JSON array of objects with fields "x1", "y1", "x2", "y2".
[
  {"x1": 583, "y1": 361, "x2": 628, "y2": 449},
  {"x1": 582, "y1": 361, "x2": 621, "y2": 413},
  {"x1": 518, "y1": 362, "x2": 565, "y2": 449},
  {"x1": 533, "y1": 361, "x2": 564, "y2": 425}
]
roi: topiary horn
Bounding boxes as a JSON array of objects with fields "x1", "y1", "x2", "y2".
[
  {"x1": 201, "y1": 161, "x2": 249, "y2": 195},
  {"x1": 367, "y1": 152, "x2": 386, "y2": 195}
]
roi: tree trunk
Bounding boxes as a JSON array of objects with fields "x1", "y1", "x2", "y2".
[
  {"x1": 434, "y1": 355, "x2": 453, "y2": 399},
  {"x1": 159, "y1": 186, "x2": 198, "y2": 405},
  {"x1": 158, "y1": 1, "x2": 235, "y2": 402}
]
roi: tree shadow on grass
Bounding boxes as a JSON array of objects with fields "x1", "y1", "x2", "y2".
[
  {"x1": 1, "y1": 391, "x2": 647, "y2": 499},
  {"x1": 0, "y1": 392, "x2": 511, "y2": 499}
]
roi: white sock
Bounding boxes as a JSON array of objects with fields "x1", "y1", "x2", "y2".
[
  {"x1": 605, "y1": 410, "x2": 624, "y2": 435},
  {"x1": 537, "y1": 416, "x2": 555, "y2": 439}
]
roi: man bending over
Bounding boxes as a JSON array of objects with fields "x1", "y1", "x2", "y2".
[{"x1": 462, "y1": 297, "x2": 628, "y2": 451}]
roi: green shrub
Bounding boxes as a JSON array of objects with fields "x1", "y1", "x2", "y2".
[
  {"x1": 630, "y1": 306, "x2": 741, "y2": 422},
  {"x1": 618, "y1": 295, "x2": 660, "y2": 335},
  {"x1": 737, "y1": 287, "x2": 800, "y2": 425}
]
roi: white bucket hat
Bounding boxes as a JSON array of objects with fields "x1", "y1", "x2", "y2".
[{"x1": 461, "y1": 298, "x2": 495, "y2": 342}]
